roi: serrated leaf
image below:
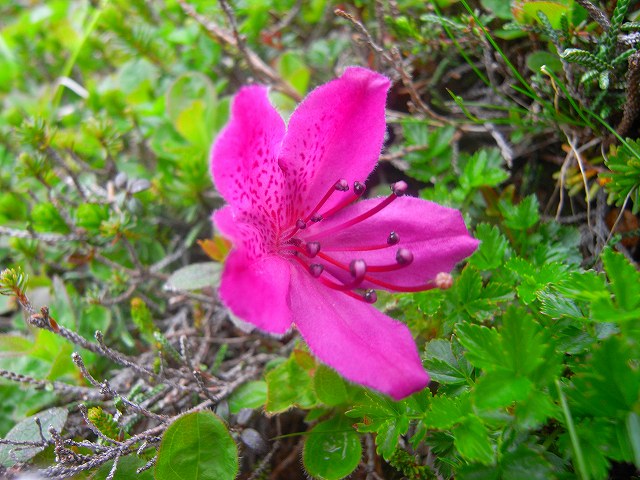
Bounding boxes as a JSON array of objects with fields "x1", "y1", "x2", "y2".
[
  {"x1": 469, "y1": 223, "x2": 509, "y2": 270},
  {"x1": 165, "y1": 262, "x2": 221, "y2": 291},
  {"x1": 423, "y1": 338, "x2": 473, "y2": 386},
  {"x1": 303, "y1": 415, "x2": 362, "y2": 480},
  {"x1": 0, "y1": 407, "x2": 68, "y2": 467},
  {"x1": 425, "y1": 393, "x2": 471, "y2": 430},
  {"x1": 453, "y1": 417, "x2": 494, "y2": 464},
  {"x1": 155, "y1": 411, "x2": 238, "y2": 480},
  {"x1": 602, "y1": 248, "x2": 640, "y2": 313},
  {"x1": 459, "y1": 149, "x2": 509, "y2": 192},
  {"x1": 498, "y1": 195, "x2": 539, "y2": 231}
]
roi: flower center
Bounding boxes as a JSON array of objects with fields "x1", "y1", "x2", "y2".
[{"x1": 279, "y1": 179, "x2": 449, "y2": 303}]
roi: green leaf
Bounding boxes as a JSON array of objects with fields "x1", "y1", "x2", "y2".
[
  {"x1": 346, "y1": 392, "x2": 418, "y2": 459},
  {"x1": 602, "y1": 248, "x2": 640, "y2": 313},
  {"x1": 74, "y1": 203, "x2": 109, "y2": 232},
  {"x1": 425, "y1": 393, "x2": 471, "y2": 430},
  {"x1": 314, "y1": 365, "x2": 349, "y2": 406},
  {"x1": 303, "y1": 415, "x2": 362, "y2": 480},
  {"x1": 474, "y1": 371, "x2": 533, "y2": 410},
  {"x1": 228, "y1": 381, "x2": 267, "y2": 414},
  {"x1": 0, "y1": 407, "x2": 68, "y2": 467},
  {"x1": 459, "y1": 149, "x2": 509, "y2": 192},
  {"x1": 265, "y1": 353, "x2": 317, "y2": 413},
  {"x1": 453, "y1": 417, "x2": 494, "y2": 464},
  {"x1": 498, "y1": 195, "x2": 539, "y2": 231},
  {"x1": 277, "y1": 51, "x2": 310, "y2": 96},
  {"x1": 423, "y1": 338, "x2": 473, "y2": 386},
  {"x1": 165, "y1": 262, "x2": 222, "y2": 291},
  {"x1": 165, "y1": 71, "x2": 218, "y2": 149},
  {"x1": 469, "y1": 223, "x2": 510, "y2": 271},
  {"x1": 155, "y1": 411, "x2": 238, "y2": 480},
  {"x1": 455, "y1": 323, "x2": 503, "y2": 371},
  {"x1": 30, "y1": 202, "x2": 70, "y2": 233}
]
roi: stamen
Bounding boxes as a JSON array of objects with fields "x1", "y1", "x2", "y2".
[
  {"x1": 349, "y1": 259, "x2": 367, "y2": 284},
  {"x1": 296, "y1": 219, "x2": 307, "y2": 230},
  {"x1": 304, "y1": 178, "x2": 349, "y2": 222},
  {"x1": 311, "y1": 214, "x2": 323, "y2": 223},
  {"x1": 306, "y1": 241, "x2": 321, "y2": 257},
  {"x1": 309, "y1": 264, "x2": 324, "y2": 278},
  {"x1": 363, "y1": 289, "x2": 377, "y2": 303},
  {"x1": 322, "y1": 232, "x2": 399, "y2": 252},
  {"x1": 435, "y1": 272, "x2": 453, "y2": 289},
  {"x1": 395, "y1": 248, "x2": 413, "y2": 265},
  {"x1": 391, "y1": 181, "x2": 408, "y2": 196},
  {"x1": 366, "y1": 248, "x2": 414, "y2": 272},
  {"x1": 306, "y1": 191, "x2": 403, "y2": 241},
  {"x1": 317, "y1": 180, "x2": 367, "y2": 220}
]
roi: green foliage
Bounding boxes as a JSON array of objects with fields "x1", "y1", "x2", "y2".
[
  {"x1": 155, "y1": 411, "x2": 238, "y2": 480},
  {"x1": 602, "y1": 139, "x2": 640, "y2": 214},
  {"x1": 302, "y1": 414, "x2": 362, "y2": 480}
]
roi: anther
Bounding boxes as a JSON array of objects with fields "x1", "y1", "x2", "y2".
[
  {"x1": 353, "y1": 181, "x2": 366, "y2": 196},
  {"x1": 387, "y1": 231, "x2": 399, "y2": 245},
  {"x1": 363, "y1": 289, "x2": 377, "y2": 304},
  {"x1": 435, "y1": 272, "x2": 453, "y2": 290},
  {"x1": 311, "y1": 214, "x2": 323, "y2": 223},
  {"x1": 305, "y1": 241, "x2": 321, "y2": 257},
  {"x1": 309, "y1": 264, "x2": 324, "y2": 278},
  {"x1": 391, "y1": 181, "x2": 408, "y2": 196},
  {"x1": 395, "y1": 248, "x2": 414, "y2": 265},
  {"x1": 349, "y1": 259, "x2": 367, "y2": 283},
  {"x1": 334, "y1": 179, "x2": 349, "y2": 191},
  {"x1": 296, "y1": 219, "x2": 307, "y2": 229}
]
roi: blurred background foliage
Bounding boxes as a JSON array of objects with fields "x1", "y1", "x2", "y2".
[{"x1": 0, "y1": 0, "x2": 639, "y2": 478}]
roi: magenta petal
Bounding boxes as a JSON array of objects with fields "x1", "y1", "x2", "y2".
[
  {"x1": 289, "y1": 267, "x2": 429, "y2": 400},
  {"x1": 309, "y1": 196, "x2": 479, "y2": 289},
  {"x1": 278, "y1": 67, "x2": 391, "y2": 222},
  {"x1": 218, "y1": 249, "x2": 292, "y2": 335},
  {"x1": 211, "y1": 85, "x2": 288, "y2": 228}
]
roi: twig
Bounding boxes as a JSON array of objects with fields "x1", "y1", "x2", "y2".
[
  {"x1": 176, "y1": 0, "x2": 302, "y2": 101},
  {"x1": 575, "y1": 0, "x2": 610, "y2": 30},
  {"x1": 0, "y1": 226, "x2": 85, "y2": 243}
]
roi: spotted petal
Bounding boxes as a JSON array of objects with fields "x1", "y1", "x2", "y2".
[
  {"x1": 211, "y1": 85, "x2": 288, "y2": 230},
  {"x1": 278, "y1": 67, "x2": 390, "y2": 224}
]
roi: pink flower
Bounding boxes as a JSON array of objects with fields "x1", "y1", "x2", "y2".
[{"x1": 210, "y1": 67, "x2": 478, "y2": 400}]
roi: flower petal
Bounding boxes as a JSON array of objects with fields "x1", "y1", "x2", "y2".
[
  {"x1": 213, "y1": 206, "x2": 271, "y2": 260},
  {"x1": 211, "y1": 85, "x2": 288, "y2": 230},
  {"x1": 218, "y1": 249, "x2": 292, "y2": 334},
  {"x1": 289, "y1": 267, "x2": 429, "y2": 400},
  {"x1": 278, "y1": 67, "x2": 390, "y2": 223},
  {"x1": 306, "y1": 196, "x2": 479, "y2": 290}
]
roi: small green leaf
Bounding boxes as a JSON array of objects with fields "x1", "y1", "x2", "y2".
[
  {"x1": 165, "y1": 262, "x2": 222, "y2": 291},
  {"x1": 30, "y1": 202, "x2": 70, "y2": 233},
  {"x1": 155, "y1": 411, "x2": 238, "y2": 480},
  {"x1": 602, "y1": 248, "x2": 640, "y2": 313},
  {"x1": 314, "y1": 364, "x2": 349, "y2": 406},
  {"x1": 498, "y1": 195, "x2": 539, "y2": 231},
  {"x1": 303, "y1": 415, "x2": 362, "y2": 480},
  {"x1": 423, "y1": 338, "x2": 473, "y2": 386},
  {"x1": 453, "y1": 417, "x2": 494, "y2": 464},
  {"x1": 473, "y1": 371, "x2": 533, "y2": 410},
  {"x1": 469, "y1": 223, "x2": 510, "y2": 271},
  {"x1": 74, "y1": 203, "x2": 109, "y2": 232},
  {"x1": 0, "y1": 407, "x2": 68, "y2": 467},
  {"x1": 228, "y1": 381, "x2": 267, "y2": 414},
  {"x1": 265, "y1": 354, "x2": 317, "y2": 413}
]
